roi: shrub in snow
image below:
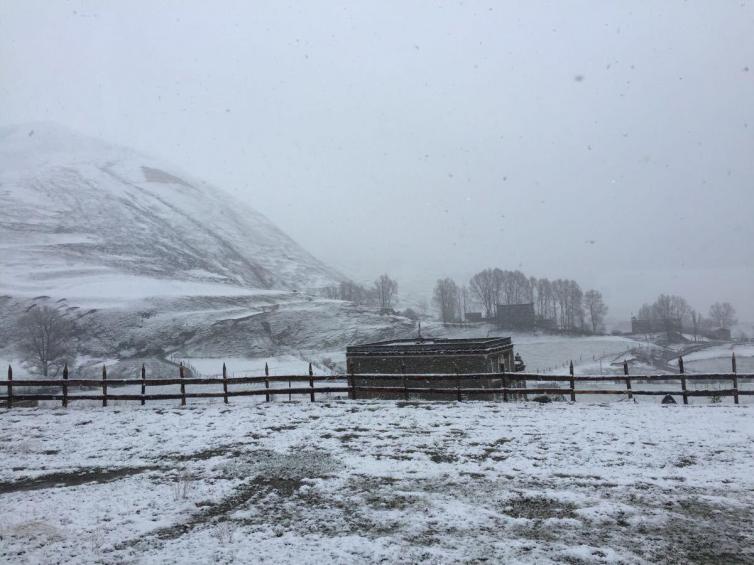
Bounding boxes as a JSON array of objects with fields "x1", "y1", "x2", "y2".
[
  {"x1": 171, "y1": 468, "x2": 194, "y2": 501},
  {"x1": 216, "y1": 522, "x2": 236, "y2": 544}
]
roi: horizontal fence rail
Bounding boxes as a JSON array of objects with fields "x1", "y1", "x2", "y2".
[{"x1": 2, "y1": 355, "x2": 752, "y2": 407}]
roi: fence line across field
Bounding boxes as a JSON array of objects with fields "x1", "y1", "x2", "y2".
[{"x1": 2, "y1": 355, "x2": 751, "y2": 407}]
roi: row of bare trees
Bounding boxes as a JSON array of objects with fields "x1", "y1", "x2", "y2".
[
  {"x1": 433, "y1": 269, "x2": 608, "y2": 333},
  {"x1": 637, "y1": 295, "x2": 737, "y2": 338},
  {"x1": 468, "y1": 269, "x2": 607, "y2": 332},
  {"x1": 322, "y1": 274, "x2": 399, "y2": 310},
  {"x1": 468, "y1": 269, "x2": 532, "y2": 318}
]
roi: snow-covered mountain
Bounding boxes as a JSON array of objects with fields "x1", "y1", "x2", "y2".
[
  {"x1": 0, "y1": 122, "x2": 344, "y2": 300},
  {"x1": 0, "y1": 123, "x2": 415, "y2": 363}
]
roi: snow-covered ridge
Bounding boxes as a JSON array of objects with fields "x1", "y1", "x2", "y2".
[{"x1": 0, "y1": 122, "x2": 344, "y2": 299}]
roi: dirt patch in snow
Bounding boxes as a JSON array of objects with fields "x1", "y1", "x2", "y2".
[
  {"x1": 119, "y1": 449, "x2": 340, "y2": 550},
  {"x1": 0, "y1": 465, "x2": 160, "y2": 494},
  {"x1": 501, "y1": 495, "x2": 578, "y2": 520}
]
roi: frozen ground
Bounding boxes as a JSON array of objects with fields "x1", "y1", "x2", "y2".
[
  {"x1": 175, "y1": 355, "x2": 333, "y2": 377},
  {"x1": 663, "y1": 343, "x2": 754, "y2": 375},
  {"x1": 1, "y1": 401, "x2": 753, "y2": 564},
  {"x1": 428, "y1": 325, "x2": 649, "y2": 375}
]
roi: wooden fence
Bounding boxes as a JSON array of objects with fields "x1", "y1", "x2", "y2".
[{"x1": 1, "y1": 356, "x2": 751, "y2": 407}]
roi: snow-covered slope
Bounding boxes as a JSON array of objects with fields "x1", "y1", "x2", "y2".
[
  {"x1": 0, "y1": 123, "x2": 417, "y2": 361},
  {"x1": 0, "y1": 122, "x2": 344, "y2": 298}
]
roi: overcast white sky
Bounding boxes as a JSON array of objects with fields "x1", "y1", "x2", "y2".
[{"x1": 2, "y1": 1, "x2": 753, "y2": 322}]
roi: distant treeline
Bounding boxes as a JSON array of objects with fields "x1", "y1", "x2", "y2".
[
  {"x1": 321, "y1": 269, "x2": 608, "y2": 333},
  {"x1": 635, "y1": 295, "x2": 738, "y2": 338},
  {"x1": 321, "y1": 276, "x2": 420, "y2": 319},
  {"x1": 433, "y1": 269, "x2": 607, "y2": 334}
]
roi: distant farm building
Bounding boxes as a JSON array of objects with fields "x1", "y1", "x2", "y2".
[
  {"x1": 495, "y1": 303, "x2": 536, "y2": 330},
  {"x1": 706, "y1": 327, "x2": 732, "y2": 341},
  {"x1": 631, "y1": 317, "x2": 682, "y2": 334},
  {"x1": 346, "y1": 337, "x2": 525, "y2": 400},
  {"x1": 464, "y1": 312, "x2": 483, "y2": 322}
]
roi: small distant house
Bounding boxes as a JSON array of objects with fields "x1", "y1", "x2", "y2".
[
  {"x1": 465, "y1": 312, "x2": 483, "y2": 322},
  {"x1": 346, "y1": 337, "x2": 524, "y2": 400},
  {"x1": 706, "y1": 327, "x2": 732, "y2": 341},
  {"x1": 495, "y1": 303, "x2": 536, "y2": 330},
  {"x1": 631, "y1": 317, "x2": 682, "y2": 334}
]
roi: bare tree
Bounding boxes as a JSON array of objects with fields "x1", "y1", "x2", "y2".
[
  {"x1": 584, "y1": 290, "x2": 608, "y2": 334},
  {"x1": 690, "y1": 309, "x2": 702, "y2": 342},
  {"x1": 459, "y1": 285, "x2": 471, "y2": 321},
  {"x1": 433, "y1": 278, "x2": 460, "y2": 323},
  {"x1": 549, "y1": 278, "x2": 584, "y2": 331},
  {"x1": 653, "y1": 294, "x2": 690, "y2": 334},
  {"x1": 535, "y1": 278, "x2": 556, "y2": 323},
  {"x1": 373, "y1": 274, "x2": 398, "y2": 310},
  {"x1": 709, "y1": 302, "x2": 737, "y2": 329},
  {"x1": 469, "y1": 269, "x2": 498, "y2": 318},
  {"x1": 16, "y1": 306, "x2": 76, "y2": 376},
  {"x1": 566, "y1": 280, "x2": 584, "y2": 331},
  {"x1": 637, "y1": 303, "x2": 655, "y2": 322},
  {"x1": 336, "y1": 281, "x2": 377, "y2": 306}
]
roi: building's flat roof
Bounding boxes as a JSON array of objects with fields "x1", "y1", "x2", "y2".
[{"x1": 347, "y1": 336, "x2": 512, "y2": 356}]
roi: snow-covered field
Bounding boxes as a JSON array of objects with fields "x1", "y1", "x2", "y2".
[
  {"x1": 1, "y1": 401, "x2": 753, "y2": 564},
  {"x1": 514, "y1": 335, "x2": 641, "y2": 374},
  {"x1": 664, "y1": 343, "x2": 754, "y2": 374},
  {"x1": 175, "y1": 355, "x2": 333, "y2": 378},
  {"x1": 385, "y1": 324, "x2": 648, "y2": 375}
]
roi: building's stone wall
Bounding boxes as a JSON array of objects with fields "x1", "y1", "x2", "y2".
[
  {"x1": 348, "y1": 350, "x2": 523, "y2": 400},
  {"x1": 350, "y1": 353, "x2": 505, "y2": 375},
  {"x1": 351, "y1": 374, "x2": 525, "y2": 401}
]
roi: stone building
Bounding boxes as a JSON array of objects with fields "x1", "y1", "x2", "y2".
[
  {"x1": 631, "y1": 317, "x2": 682, "y2": 334},
  {"x1": 346, "y1": 337, "x2": 525, "y2": 400},
  {"x1": 495, "y1": 303, "x2": 536, "y2": 330}
]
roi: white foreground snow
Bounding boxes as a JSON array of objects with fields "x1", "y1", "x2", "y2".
[{"x1": 1, "y1": 401, "x2": 753, "y2": 564}]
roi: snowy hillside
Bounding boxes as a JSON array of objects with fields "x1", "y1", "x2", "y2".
[
  {"x1": 0, "y1": 122, "x2": 344, "y2": 297},
  {"x1": 0, "y1": 124, "x2": 418, "y2": 362}
]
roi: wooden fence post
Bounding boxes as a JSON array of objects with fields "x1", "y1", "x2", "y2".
[
  {"x1": 309, "y1": 362, "x2": 315, "y2": 402},
  {"x1": 401, "y1": 363, "x2": 408, "y2": 401},
  {"x1": 7, "y1": 365, "x2": 13, "y2": 408},
  {"x1": 179, "y1": 363, "x2": 186, "y2": 406},
  {"x1": 569, "y1": 361, "x2": 576, "y2": 402},
  {"x1": 62, "y1": 363, "x2": 68, "y2": 408},
  {"x1": 502, "y1": 365, "x2": 508, "y2": 403},
  {"x1": 222, "y1": 363, "x2": 229, "y2": 404},
  {"x1": 679, "y1": 356, "x2": 688, "y2": 405},
  {"x1": 264, "y1": 362, "x2": 270, "y2": 402},
  {"x1": 624, "y1": 360, "x2": 632, "y2": 400},
  {"x1": 348, "y1": 361, "x2": 356, "y2": 400},
  {"x1": 456, "y1": 373, "x2": 461, "y2": 402},
  {"x1": 732, "y1": 353, "x2": 739, "y2": 405},
  {"x1": 102, "y1": 365, "x2": 108, "y2": 407},
  {"x1": 141, "y1": 364, "x2": 146, "y2": 406}
]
